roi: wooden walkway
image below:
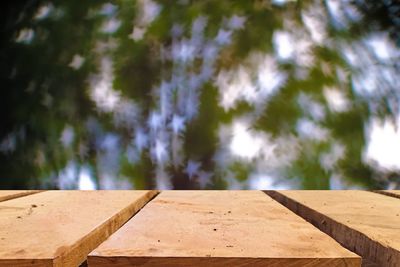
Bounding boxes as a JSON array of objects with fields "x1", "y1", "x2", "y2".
[{"x1": 0, "y1": 190, "x2": 399, "y2": 267}]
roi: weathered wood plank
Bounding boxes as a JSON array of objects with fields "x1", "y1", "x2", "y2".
[
  {"x1": 0, "y1": 190, "x2": 158, "y2": 267},
  {"x1": 266, "y1": 190, "x2": 400, "y2": 267},
  {"x1": 374, "y1": 190, "x2": 400, "y2": 199},
  {"x1": 0, "y1": 190, "x2": 42, "y2": 202},
  {"x1": 89, "y1": 191, "x2": 360, "y2": 267}
]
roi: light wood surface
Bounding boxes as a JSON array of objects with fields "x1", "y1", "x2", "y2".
[
  {"x1": 0, "y1": 190, "x2": 158, "y2": 267},
  {"x1": 266, "y1": 190, "x2": 400, "y2": 267},
  {"x1": 0, "y1": 190, "x2": 42, "y2": 202},
  {"x1": 375, "y1": 190, "x2": 400, "y2": 199},
  {"x1": 89, "y1": 190, "x2": 360, "y2": 267}
]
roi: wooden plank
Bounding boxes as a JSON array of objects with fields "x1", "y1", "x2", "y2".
[
  {"x1": 0, "y1": 190, "x2": 158, "y2": 267},
  {"x1": 266, "y1": 190, "x2": 400, "y2": 267},
  {"x1": 374, "y1": 190, "x2": 400, "y2": 199},
  {"x1": 88, "y1": 191, "x2": 360, "y2": 267},
  {"x1": 0, "y1": 190, "x2": 42, "y2": 202}
]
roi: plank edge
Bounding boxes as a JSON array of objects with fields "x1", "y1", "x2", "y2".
[
  {"x1": 0, "y1": 258, "x2": 53, "y2": 267},
  {"x1": 371, "y1": 190, "x2": 400, "y2": 200},
  {"x1": 0, "y1": 190, "x2": 45, "y2": 202},
  {"x1": 52, "y1": 190, "x2": 159, "y2": 267},
  {"x1": 264, "y1": 190, "x2": 400, "y2": 267},
  {"x1": 88, "y1": 255, "x2": 361, "y2": 267}
]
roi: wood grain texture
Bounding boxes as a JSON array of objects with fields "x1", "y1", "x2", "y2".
[
  {"x1": 266, "y1": 190, "x2": 400, "y2": 267},
  {"x1": 89, "y1": 190, "x2": 360, "y2": 267},
  {"x1": 374, "y1": 190, "x2": 400, "y2": 199},
  {"x1": 0, "y1": 190, "x2": 158, "y2": 267},
  {"x1": 0, "y1": 190, "x2": 42, "y2": 202}
]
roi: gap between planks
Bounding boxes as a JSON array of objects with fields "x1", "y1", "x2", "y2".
[
  {"x1": 0, "y1": 190, "x2": 44, "y2": 202},
  {"x1": 265, "y1": 190, "x2": 400, "y2": 267},
  {"x1": 372, "y1": 190, "x2": 400, "y2": 200}
]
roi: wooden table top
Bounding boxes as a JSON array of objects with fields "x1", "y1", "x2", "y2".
[{"x1": 1, "y1": 190, "x2": 399, "y2": 267}]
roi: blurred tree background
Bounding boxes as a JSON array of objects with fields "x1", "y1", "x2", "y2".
[{"x1": 1, "y1": 0, "x2": 399, "y2": 189}]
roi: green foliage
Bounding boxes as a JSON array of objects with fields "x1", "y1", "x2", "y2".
[{"x1": 0, "y1": 0, "x2": 399, "y2": 189}]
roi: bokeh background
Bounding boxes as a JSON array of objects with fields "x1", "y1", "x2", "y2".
[{"x1": 1, "y1": 0, "x2": 400, "y2": 190}]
